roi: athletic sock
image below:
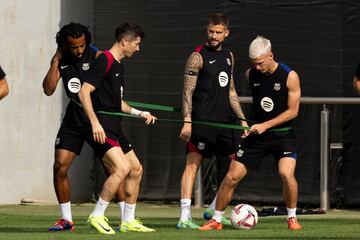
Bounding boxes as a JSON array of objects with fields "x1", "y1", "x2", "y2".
[
  {"x1": 287, "y1": 207, "x2": 297, "y2": 219},
  {"x1": 123, "y1": 203, "x2": 136, "y2": 223},
  {"x1": 118, "y1": 201, "x2": 125, "y2": 220},
  {"x1": 91, "y1": 197, "x2": 110, "y2": 217},
  {"x1": 213, "y1": 210, "x2": 224, "y2": 223},
  {"x1": 209, "y1": 194, "x2": 218, "y2": 210},
  {"x1": 180, "y1": 199, "x2": 191, "y2": 221},
  {"x1": 60, "y1": 202, "x2": 72, "y2": 222}
]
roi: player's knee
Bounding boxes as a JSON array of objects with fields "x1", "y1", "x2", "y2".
[
  {"x1": 113, "y1": 168, "x2": 128, "y2": 180},
  {"x1": 53, "y1": 160, "x2": 68, "y2": 176},
  {"x1": 121, "y1": 162, "x2": 132, "y2": 176},
  {"x1": 224, "y1": 172, "x2": 240, "y2": 187},
  {"x1": 111, "y1": 162, "x2": 131, "y2": 179},
  {"x1": 132, "y1": 163, "x2": 143, "y2": 178},
  {"x1": 278, "y1": 169, "x2": 294, "y2": 182}
]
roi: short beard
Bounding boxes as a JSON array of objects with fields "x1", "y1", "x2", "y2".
[
  {"x1": 207, "y1": 40, "x2": 222, "y2": 50},
  {"x1": 62, "y1": 48, "x2": 84, "y2": 62}
]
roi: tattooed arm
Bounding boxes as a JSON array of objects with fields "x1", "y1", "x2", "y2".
[
  {"x1": 179, "y1": 51, "x2": 203, "y2": 143},
  {"x1": 229, "y1": 78, "x2": 246, "y2": 119},
  {"x1": 228, "y1": 52, "x2": 249, "y2": 135}
]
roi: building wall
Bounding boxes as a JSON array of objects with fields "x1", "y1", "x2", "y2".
[{"x1": 0, "y1": 0, "x2": 94, "y2": 204}]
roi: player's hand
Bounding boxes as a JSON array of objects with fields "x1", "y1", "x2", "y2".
[
  {"x1": 241, "y1": 121, "x2": 250, "y2": 138},
  {"x1": 51, "y1": 48, "x2": 62, "y2": 65},
  {"x1": 91, "y1": 120, "x2": 107, "y2": 144},
  {"x1": 250, "y1": 123, "x2": 268, "y2": 135},
  {"x1": 140, "y1": 111, "x2": 157, "y2": 125},
  {"x1": 179, "y1": 123, "x2": 192, "y2": 143}
]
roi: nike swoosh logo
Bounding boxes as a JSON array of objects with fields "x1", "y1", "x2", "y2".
[
  {"x1": 283, "y1": 152, "x2": 292, "y2": 155},
  {"x1": 60, "y1": 65, "x2": 69, "y2": 69},
  {"x1": 209, "y1": 60, "x2": 216, "y2": 64},
  {"x1": 97, "y1": 221, "x2": 111, "y2": 232},
  {"x1": 253, "y1": 83, "x2": 261, "y2": 86},
  {"x1": 115, "y1": 73, "x2": 120, "y2": 77}
]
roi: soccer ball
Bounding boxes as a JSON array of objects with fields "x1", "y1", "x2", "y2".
[{"x1": 230, "y1": 204, "x2": 258, "y2": 229}]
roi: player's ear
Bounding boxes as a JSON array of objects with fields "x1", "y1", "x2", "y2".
[
  {"x1": 269, "y1": 52, "x2": 274, "y2": 60},
  {"x1": 120, "y1": 37, "x2": 127, "y2": 47},
  {"x1": 225, "y1": 29, "x2": 230, "y2": 38}
]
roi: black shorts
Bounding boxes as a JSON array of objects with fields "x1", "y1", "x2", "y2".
[
  {"x1": 186, "y1": 124, "x2": 241, "y2": 158},
  {"x1": 236, "y1": 130, "x2": 297, "y2": 170},
  {"x1": 56, "y1": 118, "x2": 132, "y2": 158},
  {"x1": 90, "y1": 131, "x2": 133, "y2": 158},
  {"x1": 55, "y1": 121, "x2": 93, "y2": 155},
  {"x1": 85, "y1": 114, "x2": 132, "y2": 157}
]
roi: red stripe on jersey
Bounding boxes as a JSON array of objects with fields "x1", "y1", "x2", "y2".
[
  {"x1": 195, "y1": 44, "x2": 204, "y2": 53},
  {"x1": 104, "y1": 50, "x2": 115, "y2": 75}
]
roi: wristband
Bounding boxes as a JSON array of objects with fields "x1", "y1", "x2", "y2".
[{"x1": 130, "y1": 108, "x2": 142, "y2": 116}]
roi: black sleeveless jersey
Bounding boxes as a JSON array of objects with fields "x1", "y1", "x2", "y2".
[
  {"x1": 192, "y1": 44, "x2": 233, "y2": 123},
  {"x1": 59, "y1": 45, "x2": 98, "y2": 101},
  {"x1": 59, "y1": 45, "x2": 98, "y2": 128},
  {"x1": 249, "y1": 63, "x2": 293, "y2": 128},
  {"x1": 84, "y1": 51, "x2": 125, "y2": 135}
]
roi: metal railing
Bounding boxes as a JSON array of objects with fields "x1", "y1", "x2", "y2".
[{"x1": 194, "y1": 97, "x2": 360, "y2": 211}]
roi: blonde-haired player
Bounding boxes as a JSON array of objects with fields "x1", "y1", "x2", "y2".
[{"x1": 200, "y1": 36, "x2": 302, "y2": 231}]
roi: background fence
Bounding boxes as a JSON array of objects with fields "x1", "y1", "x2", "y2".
[
  {"x1": 0, "y1": 0, "x2": 359, "y2": 206},
  {"x1": 91, "y1": 0, "x2": 360, "y2": 207}
]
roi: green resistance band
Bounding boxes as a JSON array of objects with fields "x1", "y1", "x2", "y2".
[
  {"x1": 72, "y1": 99, "x2": 250, "y2": 123},
  {"x1": 73, "y1": 99, "x2": 290, "y2": 132},
  {"x1": 126, "y1": 100, "x2": 250, "y2": 123},
  {"x1": 96, "y1": 110, "x2": 291, "y2": 132},
  {"x1": 126, "y1": 100, "x2": 182, "y2": 113}
]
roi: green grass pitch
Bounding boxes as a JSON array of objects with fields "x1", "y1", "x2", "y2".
[{"x1": 0, "y1": 203, "x2": 359, "y2": 239}]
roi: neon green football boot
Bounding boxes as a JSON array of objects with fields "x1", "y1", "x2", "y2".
[
  {"x1": 176, "y1": 219, "x2": 201, "y2": 229},
  {"x1": 120, "y1": 218, "x2": 156, "y2": 232},
  {"x1": 87, "y1": 215, "x2": 115, "y2": 235}
]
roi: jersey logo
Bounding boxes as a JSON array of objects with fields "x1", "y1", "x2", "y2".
[
  {"x1": 67, "y1": 77, "x2": 81, "y2": 93},
  {"x1": 226, "y1": 58, "x2": 231, "y2": 66},
  {"x1": 260, "y1": 97, "x2": 274, "y2": 112},
  {"x1": 209, "y1": 59, "x2": 216, "y2": 64},
  {"x1": 236, "y1": 149, "x2": 244, "y2": 158},
  {"x1": 115, "y1": 73, "x2": 120, "y2": 77},
  {"x1": 274, "y1": 83, "x2": 281, "y2": 91},
  {"x1": 218, "y1": 71, "x2": 229, "y2": 87},
  {"x1": 82, "y1": 63, "x2": 90, "y2": 71},
  {"x1": 60, "y1": 65, "x2": 69, "y2": 69},
  {"x1": 198, "y1": 142, "x2": 205, "y2": 150},
  {"x1": 253, "y1": 83, "x2": 261, "y2": 87},
  {"x1": 120, "y1": 86, "x2": 123, "y2": 99}
]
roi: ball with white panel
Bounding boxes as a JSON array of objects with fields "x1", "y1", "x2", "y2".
[{"x1": 230, "y1": 204, "x2": 258, "y2": 230}]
